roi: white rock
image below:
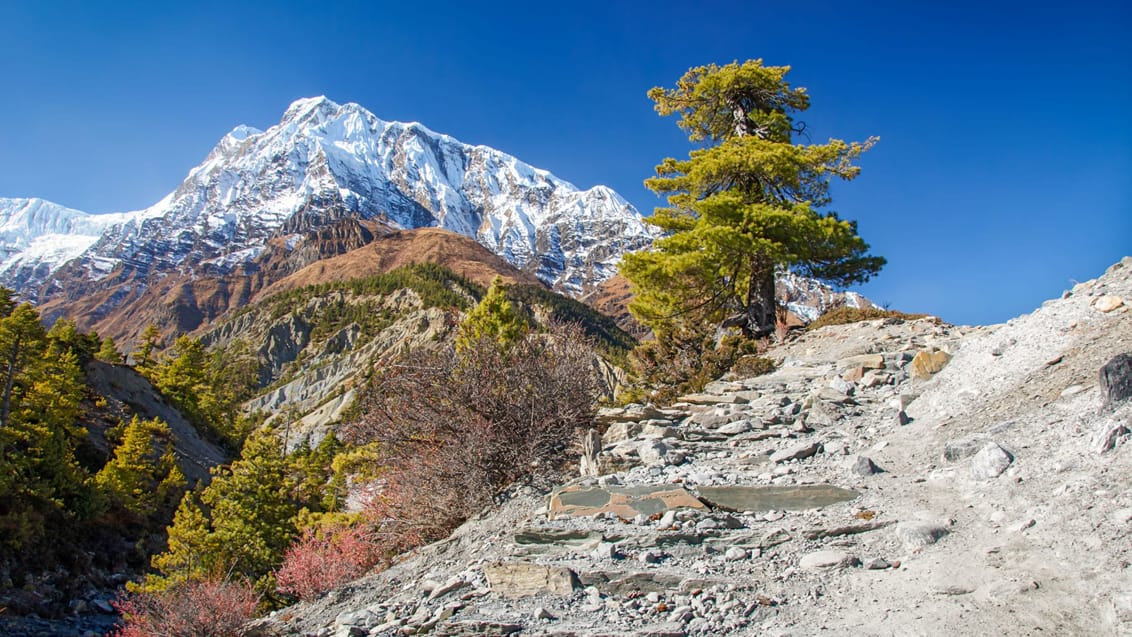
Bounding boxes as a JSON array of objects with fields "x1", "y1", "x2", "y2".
[
  {"x1": 970, "y1": 442, "x2": 1014, "y2": 479},
  {"x1": 799, "y1": 550, "x2": 859, "y2": 570}
]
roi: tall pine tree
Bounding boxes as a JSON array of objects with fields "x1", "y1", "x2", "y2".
[{"x1": 621, "y1": 59, "x2": 885, "y2": 339}]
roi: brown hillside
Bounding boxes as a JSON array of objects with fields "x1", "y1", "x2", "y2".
[{"x1": 255, "y1": 227, "x2": 544, "y2": 301}]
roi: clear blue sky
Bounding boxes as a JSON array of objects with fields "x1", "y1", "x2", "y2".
[{"x1": 1, "y1": 0, "x2": 1128, "y2": 325}]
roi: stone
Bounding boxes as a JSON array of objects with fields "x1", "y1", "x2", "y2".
[
  {"x1": 717, "y1": 420, "x2": 753, "y2": 435},
  {"x1": 828, "y1": 376, "x2": 855, "y2": 396},
  {"x1": 641, "y1": 424, "x2": 678, "y2": 439},
  {"x1": 482, "y1": 562, "x2": 580, "y2": 598},
  {"x1": 860, "y1": 370, "x2": 890, "y2": 388},
  {"x1": 724, "y1": 547, "x2": 748, "y2": 561},
  {"x1": 513, "y1": 528, "x2": 603, "y2": 552},
  {"x1": 591, "y1": 541, "x2": 619, "y2": 560},
  {"x1": 864, "y1": 557, "x2": 891, "y2": 570},
  {"x1": 579, "y1": 429, "x2": 601, "y2": 477},
  {"x1": 853, "y1": 455, "x2": 884, "y2": 476},
  {"x1": 895, "y1": 521, "x2": 951, "y2": 548},
  {"x1": 549, "y1": 484, "x2": 706, "y2": 519},
  {"x1": 534, "y1": 607, "x2": 556, "y2": 620},
  {"x1": 639, "y1": 440, "x2": 670, "y2": 465},
  {"x1": 1100, "y1": 353, "x2": 1132, "y2": 408},
  {"x1": 639, "y1": 622, "x2": 689, "y2": 637},
  {"x1": 838, "y1": 354, "x2": 885, "y2": 371},
  {"x1": 943, "y1": 435, "x2": 990, "y2": 462},
  {"x1": 897, "y1": 409, "x2": 911, "y2": 426},
  {"x1": 1094, "y1": 295, "x2": 1125, "y2": 312},
  {"x1": 770, "y1": 441, "x2": 822, "y2": 463},
  {"x1": 910, "y1": 350, "x2": 951, "y2": 379},
  {"x1": 679, "y1": 393, "x2": 747, "y2": 405},
  {"x1": 696, "y1": 484, "x2": 858, "y2": 512},
  {"x1": 970, "y1": 442, "x2": 1014, "y2": 479},
  {"x1": 1093, "y1": 422, "x2": 1130, "y2": 453},
  {"x1": 799, "y1": 550, "x2": 860, "y2": 570},
  {"x1": 438, "y1": 620, "x2": 521, "y2": 635},
  {"x1": 428, "y1": 578, "x2": 471, "y2": 601},
  {"x1": 604, "y1": 421, "x2": 642, "y2": 444},
  {"x1": 639, "y1": 550, "x2": 664, "y2": 564}
]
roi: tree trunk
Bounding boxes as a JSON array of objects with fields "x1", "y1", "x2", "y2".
[{"x1": 744, "y1": 259, "x2": 778, "y2": 339}]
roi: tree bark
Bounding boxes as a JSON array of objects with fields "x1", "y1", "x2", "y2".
[{"x1": 744, "y1": 258, "x2": 778, "y2": 339}]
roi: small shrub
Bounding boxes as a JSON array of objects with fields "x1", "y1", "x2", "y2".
[
  {"x1": 627, "y1": 329, "x2": 764, "y2": 404},
  {"x1": 112, "y1": 579, "x2": 258, "y2": 637},
  {"x1": 732, "y1": 355, "x2": 777, "y2": 378},
  {"x1": 275, "y1": 524, "x2": 380, "y2": 600},
  {"x1": 807, "y1": 306, "x2": 932, "y2": 330}
]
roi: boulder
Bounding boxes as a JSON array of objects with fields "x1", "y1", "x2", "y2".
[
  {"x1": 1100, "y1": 353, "x2": 1132, "y2": 408},
  {"x1": 895, "y1": 521, "x2": 951, "y2": 548},
  {"x1": 482, "y1": 562, "x2": 580, "y2": 598},
  {"x1": 799, "y1": 550, "x2": 860, "y2": 570},
  {"x1": 1094, "y1": 295, "x2": 1125, "y2": 313},
  {"x1": 910, "y1": 350, "x2": 951, "y2": 379},
  {"x1": 970, "y1": 442, "x2": 1014, "y2": 479}
]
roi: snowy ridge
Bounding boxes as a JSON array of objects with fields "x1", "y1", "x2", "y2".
[
  {"x1": 0, "y1": 198, "x2": 158, "y2": 291},
  {"x1": 16, "y1": 96, "x2": 655, "y2": 297}
]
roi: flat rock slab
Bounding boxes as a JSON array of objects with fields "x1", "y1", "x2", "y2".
[
  {"x1": 482, "y1": 562, "x2": 580, "y2": 598},
  {"x1": 513, "y1": 528, "x2": 603, "y2": 551},
  {"x1": 678, "y1": 393, "x2": 748, "y2": 405},
  {"x1": 695, "y1": 484, "x2": 859, "y2": 512},
  {"x1": 549, "y1": 484, "x2": 706, "y2": 519}
]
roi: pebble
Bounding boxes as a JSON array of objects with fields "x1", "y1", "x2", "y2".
[
  {"x1": 799, "y1": 550, "x2": 860, "y2": 570},
  {"x1": 970, "y1": 442, "x2": 1014, "y2": 479},
  {"x1": 725, "y1": 547, "x2": 749, "y2": 561}
]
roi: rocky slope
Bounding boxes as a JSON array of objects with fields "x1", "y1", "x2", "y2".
[{"x1": 252, "y1": 257, "x2": 1132, "y2": 636}]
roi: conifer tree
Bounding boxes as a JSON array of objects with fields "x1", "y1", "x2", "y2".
[
  {"x1": 620, "y1": 59, "x2": 885, "y2": 339},
  {"x1": 95, "y1": 416, "x2": 185, "y2": 517},
  {"x1": 133, "y1": 324, "x2": 162, "y2": 369},
  {"x1": 96, "y1": 336, "x2": 124, "y2": 364},
  {"x1": 456, "y1": 276, "x2": 527, "y2": 351}
]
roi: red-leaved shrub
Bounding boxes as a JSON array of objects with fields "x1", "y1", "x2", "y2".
[
  {"x1": 275, "y1": 524, "x2": 381, "y2": 600},
  {"x1": 112, "y1": 579, "x2": 258, "y2": 637}
]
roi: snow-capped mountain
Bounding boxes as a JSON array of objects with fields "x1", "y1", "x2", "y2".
[
  {"x1": 0, "y1": 198, "x2": 159, "y2": 292},
  {"x1": 13, "y1": 96, "x2": 654, "y2": 300}
]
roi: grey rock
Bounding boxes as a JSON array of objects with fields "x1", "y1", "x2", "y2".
[
  {"x1": 864, "y1": 557, "x2": 892, "y2": 569},
  {"x1": 718, "y1": 420, "x2": 753, "y2": 435},
  {"x1": 897, "y1": 409, "x2": 911, "y2": 426},
  {"x1": 639, "y1": 440, "x2": 669, "y2": 465},
  {"x1": 604, "y1": 421, "x2": 643, "y2": 444},
  {"x1": 895, "y1": 521, "x2": 951, "y2": 548},
  {"x1": 1101, "y1": 353, "x2": 1132, "y2": 408},
  {"x1": 943, "y1": 435, "x2": 990, "y2": 462},
  {"x1": 970, "y1": 442, "x2": 1014, "y2": 479},
  {"x1": 579, "y1": 429, "x2": 601, "y2": 477},
  {"x1": 534, "y1": 606, "x2": 557, "y2": 620},
  {"x1": 724, "y1": 547, "x2": 748, "y2": 561},
  {"x1": 770, "y1": 441, "x2": 822, "y2": 463},
  {"x1": 853, "y1": 455, "x2": 884, "y2": 476},
  {"x1": 799, "y1": 550, "x2": 860, "y2": 570}
]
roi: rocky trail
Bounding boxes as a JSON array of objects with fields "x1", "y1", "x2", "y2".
[{"x1": 255, "y1": 258, "x2": 1132, "y2": 637}]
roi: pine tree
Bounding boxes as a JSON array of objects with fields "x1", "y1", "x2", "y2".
[
  {"x1": 456, "y1": 276, "x2": 527, "y2": 351},
  {"x1": 95, "y1": 416, "x2": 185, "y2": 517},
  {"x1": 133, "y1": 324, "x2": 162, "y2": 369},
  {"x1": 620, "y1": 60, "x2": 885, "y2": 339},
  {"x1": 146, "y1": 432, "x2": 299, "y2": 596},
  {"x1": 96, "y1": 336, "x2": 124, "y2": 364}
]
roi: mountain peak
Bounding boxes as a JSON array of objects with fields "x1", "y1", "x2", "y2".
[{"x1": 281, "y1": 95, "x2": 339, "y2": 122}]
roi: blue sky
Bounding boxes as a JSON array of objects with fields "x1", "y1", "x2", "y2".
[{"x1": 0, "y1": 0, "x2": 1128, "y2": 325}]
